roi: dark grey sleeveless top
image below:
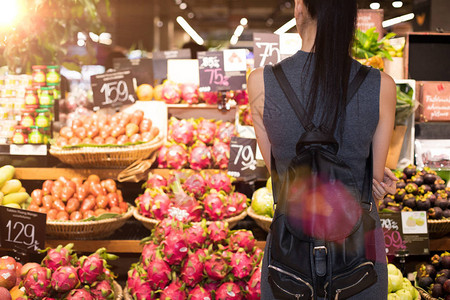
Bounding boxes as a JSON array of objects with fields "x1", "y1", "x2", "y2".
[{"x1": 263, "y1": 50, "x2": 381, "y2": 192}]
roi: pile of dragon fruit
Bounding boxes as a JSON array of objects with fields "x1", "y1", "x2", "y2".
[
  {"x1": 12, "y1": 244, "x2": 118, "y2": 300},
  {"x1": 126, "y1": 218, "x2": 262, "y2": 300},
  {"x1": 158, "y1": 117, "x2": 236, "y2": 170},
  {"x1": 136, "y1": 171, "x2": 248, "y2": 221}
]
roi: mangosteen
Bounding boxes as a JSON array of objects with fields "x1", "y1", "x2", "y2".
[
  {"x1": 403, "y1": 164, "x2": 417, "y2": 179},
  {"x1": 436, "y1": 196, "x2": 449, "y2": 210},
  {"x1": 424, "y1": 192, "x2": 437, "y2": 206},
  {"x1": 418, "y1": 275, "x2": 434, "y2": 289},
  {"x1": 434, "y1": 179, "x2": 447, "y2": 192},
  {"x1": 405, "y1": 182, "x2": 419, "y2": 195},
  {"x1": 402, "y1": 206, "x2": 413, "y2": 212},
  {"x1": 385, "y1": 203, "x2": 402, "y2": 213},
  {"x1": 444, "y1": 278, "x2": 450, "y2": 293},
  {"x1": 412, "y1": 175, "x2": 424, "y2": 186},
  {"x1": 445, "y1": 187, "x2": 450, "y2": 198},
  {"x1": 431, "y1": 254, "x2": 442, "y2": 268},
  {"x1": 431, "y1": 283, "x2": 444, "y2": 298},
  {"x1": 403, "y1": 194, "x2": 417, "y2": 209},
  {"x1": 416, "y1": 197, "x2": 432, "y2": 211},
  {"x1": 437, "y1": 269, "x2": 450, "y2": 279},
  {"x1": 395, "y1": 189, "x2": 406, "y2": 202},
  {"x1": 396, "y1": 179, "x2": 406, "y2": 189},
  {"x1": 419, "y1": 184, "x2": 432, "y2": 194},
  {"x1": 436, "y1": 190, "x2": 449, "y2": 200},
  {"x1": 441, "y1": 253, "x2": 450, "y2": 269},
  {"x1": 394, "y1": 169, "x2": 407, "y2": 181},
  {"x1": 424, "y1": 172, "x2": 437, "y2": 185},
  {"x1": 383, "y1": 195, "x2": 395, "y2": 206},
  {"x1": 429, "y1": 207, "x2": 443, "y2": 219},
  {"x1": 436, "y1": 274, "x2": 448, "y2": 286},
  {"x1": 378, "y1": 203, "x2": 386, "y2": 211},
  {"x1": 443, "y1": 209, "x2": 450, "y2": 218}
]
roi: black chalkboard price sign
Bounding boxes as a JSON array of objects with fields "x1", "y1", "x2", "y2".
[{"x1": 227, "y1": 137, "x2": 257, "y2": 180}]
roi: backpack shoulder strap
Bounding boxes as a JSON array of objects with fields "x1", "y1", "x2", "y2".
[{"x1": 346, "y1": 65, "x2": 371, "y2": 105}]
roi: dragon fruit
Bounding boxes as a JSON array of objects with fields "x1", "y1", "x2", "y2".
[
  {"x1": 230, "y1": 249, "x2": 253, "y2": 279},
  {"x1": 208, "y1": 221, "x2": 229, "y2": 244},
  {"x1": 141, "y1": 242, "x2": 159, "y2": 264},
  {"x1": 204, "y1": 254, "x2": 229, "y2": 281},
  {"x1": 196, "y1": 119, "x2": 217, "y2": 145},
  {"x1": 180, "y1": 83, "x2": 199, "y2": 104},
  {"x1": 162, "y1": 230, "x2": 188, "y2": 265},
  {"x1": 189, "y1": 141, "x2": 213, "y2": 170},
  {"x1": 183, "y1": 173, "x2": 208, "y2": 198},
  {"x1": 50, "y1": 265, "x2": 80, "y2": 292},
  {"x1": 215, "y1": 282, "x2": 242, "y2": 300},
  {"x1": 151, "y1": 191, "x2": 171, "y2": 220},
  {"x1": 78, "y1": 248, "x2": 117, "y2": 285},
  {"x1": 157, "y1": 145, "x2": 168, "y2": 168},
  {"x1": 181, "y1": 252, "x2": 205, "y2": 287},
  {"x1": 203, "y1": 281, "x2": 221, "y2": 297},
  {"x1": 203, "y1": 193, "x2": 227, "y2": 220},
  {"x1": 233, "y1": 90, "x2": 248, "y2": 105},
  {"x1": 166, "y1": 144, "x2": 189, "y2": 169},
  {"x1": 189, "y1": 286, "x2": 212, "y2": 300},
  {"x1": 65, "y1": 288, "x2": 94, "y2": 300},
  {"x1": 252, "y1": 248, "x2": 264, "y2": 266},
  {"x1": 23, "y1": 266, "x2": 52, "y2": 298},
  {"x1": 240, "y1": 105, "x2": 253, "y2": 126},
  {"x1": 136, "y1": 193, "x2": 153, "y2": 218},
  {"x1": 169, "y1": 118, "x2": 196, "y2": 145},
  {"x1": 146, "y1": 254, "x2": 171, "y2": 290},
  {"x1": 160, "y1": 281, "x2": 186, "y2": 300},
  {"x1": 211, "y1": 140, "x2": 230, "y2": 169},
  {"x1": 145, "y1": 173, "x2": 167, "y2": 189},
  {"x1": 185, "y1": 222, "x2": 207, "y2": 249},
  {"x1": 229, "y1": 230, "x2": 256, "y2": 252},
  {"x1": 91, "y1": 280, "x2": 114, "y2": 300},
  {"x1": 200, "y1": 91, "x2": 219, "y2": 105},
  {"x1": 225, "y1": 192, "x2": 248, "y2": 217},
  {"x1": 162, "y1": 81, "x2": 181, "y2": 104},
  {"x1": 216, "y1": 122, "x2": 235, "y2": 144},
  {"x1": 247, "y1": 268, "x2": 262, "y2": 300},
  {"x1": 127, "y1": 266, "x2": 155, "y2": 299},
  {"x1": 208, "y1": 172, "x2": 234, "y2": 193},
  {"x1": 41, "y1": 243, "x2": 76, "y2": 271},
  {"x1": 152, "y1": 218, "x2": 184, "y2": 243}
]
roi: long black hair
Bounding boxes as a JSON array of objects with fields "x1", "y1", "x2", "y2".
[{"x1": 302, "y1": 0, "x2": 358, "y2": 132}]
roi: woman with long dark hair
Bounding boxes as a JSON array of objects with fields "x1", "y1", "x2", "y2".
[{"x1": 248, "y1": 0, "x2": 396, "y2": 298}]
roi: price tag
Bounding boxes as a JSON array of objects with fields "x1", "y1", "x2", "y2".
[
  {"x1": 379, "y1": 212, "x2": 429, "y2": 256},
  {"x1": 10, "y1": 144, "x2": 47, "y2": 156},
  {"x1": 153, "y1": 49, "x2": 192, "y2": 83},
  {"x1": 113, "y1": 57, "x2": 154, "y2": 86},
  {"x1": 228, "y1": 137, "x2": 257, "y2": 180},
  {"x1": 253, "y1": 33, "x2": 281, "y2": 68},
  {"x1": 91, "y1": 69, "x2": 136, "y2": 110},
  {"x1": 0, "y1": 206, "x2": 46, "y2": 253}
]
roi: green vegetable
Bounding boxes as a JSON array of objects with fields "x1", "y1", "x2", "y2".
[
  {"x1": 395, "y1": 83, "x2": 415, "y2": 126},
  {"x1": 352, "y1": 27, "x2": 396, "y2": 60}
]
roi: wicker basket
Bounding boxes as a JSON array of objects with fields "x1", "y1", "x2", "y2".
[
  {"x1": 49, "y1": 134, "x2": 164, "y2": 168},
  {"x1": 428, "y1": 218, "x2": 450, "y2": 234},
  {"x1": 113, "y1": 280, "x2": 124, "y2": 300},
  {"x1": 124, "y1": 288, "x2": 132, "y2": 300},
  {"x1": 417, "y1": 288, "x2": 432, "y2": 300},
  {"x1": 46, "y1": 206, "x2": 134, "y2": 239},
  {"x1": 247, "y1": 207, "x2": 272, "y2": 232},
  {"x1": 133, "y1": 209, "x2": 248, "y2": 231}
]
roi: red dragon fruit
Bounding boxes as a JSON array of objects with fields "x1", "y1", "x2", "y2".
[
  {"x1": 91, "y1": 280, "x2": 115, "y2": 300},
  {"x1": 183, "y1": 173, "x2": 208, "y2": 198},
  {"x1": 203, "y1": 193, "x2": 227, "y2": 221},
  {"x1": 189, "y1": 286, "x2": 212, "y2": 300},
  {"x1": 162, "y1": 230, "x2": 189, "y2": 265},
  {"x1": 200, "y1": 91, "x2": 219, "y2": 105},
  {"x1": 150, "y1": 191, "x2": 171, "y2": 220},
  {"x1": 189, "y1": 142, "x2": 213, "y2": 170},
  {"x1": 196, "y1": 119, "x2": 217, "y2": 145},
  {"x1": 78, "y1": 248, "x2": 117, "y2": 285},
  {"x1": 203, "y1": 281, "x2": 221, "y2": 297},
  {"x1": 166, "y1": 144, "x2": 189, "y2": 169},
  {"x1": 146, "y1": 253, "x2": 171, "y2": 290},
  {"x1": 180, "y1": 83, "x2": 199, "y2": 104},
  {"x1": 136, "y1": 193, "x2": 153, "y2": 218},
  {"x1": 204, "y1": 254, "x2": 230, "y2": 281},
  {"x1": 41, "y1": 243, "x2": 76, "y2": 272},
  {"x1": 141, "y1": 242, "x2": 159, "y2": 264},
  {"x1": 160, "y1": 281, "x2": 187, "y2": 300},
  {"x1": 126, "y1": 268, "x2": 140, "y2": 294},
  {"x1": 23, "y1": 266, "x2": 52, "y2": 298},
  {"x1": 247, "y1": 268, "x2": 262, "y2": 300},
  {"x1": 208, "y1": 172, "x2": 234, "y2": 193},
  {"x1": 185, "y1": 222, "x2": 207, "y2": 249},
  {"x1": 215, "y1": 282, "x2": 242, "y2": 300},
  {"x1": 127, "y1": 266, "x2": 155, "y2": 299},
  {"x1": 240, "y1": 105, "x2": 253, "y2": 126},
  {"x1": 162, "y1": 81, "x2": 181, "y2": 104},
  {"x1": 208, "y1": 221, "x2": 229, "y2": 244},
  {"x1": 211, "y1": 140, "x2": 230, "y2": 169},
  {"x1": 157, "y1": 145, "x2": 168, "y2": 168},
  {"x1": 229, "y1": 230, "x2": 256, "y2": 252},
  {"x1": 216, "y1": 122, "x2": 235, "y2": 144},
  {"x1": 225, "y1": 192, "x2": 248, "y2": 217},
  {"x1": 233, "y1": 90, "x2": 248, "y2": 105},
  {"x1": 230, "y1": 248, "x2": 253, "y2": 279},
  {"x1": 181, "y1": 251, "x2": 205, "y2": 287},
  {"x1": 145, "y1": 173, "x2": 167, "y2": 189},
  {"x1": 152, "y1": 218, "x2": 184, "y2": 243},
  {"x1": 50, "y1": 265, "x2": 80, "y2": 292},
  {"x1": 65, "y1": 288, "x2": 94, "y2": 300},
  {"x1": 252, "y1": 248, "x2": 264, "y2": 266},
  {"x1": 169, "y1": 118, "x2": 196, "y2": 145}
]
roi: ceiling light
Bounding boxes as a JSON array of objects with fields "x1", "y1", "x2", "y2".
[
  {"x1": 370, "y1": 2, "x2": 380, "y2": 9},
  {"x1": 382, "y1": 13, "x2": 415, "y2": 28},
  {"x1": 230, "y1": 35, "x2": 238, "y2": 45},
  {"x1": 175, "y1": 0, "x2": 182, "y2": 4},
  {"x1": 392, "y1": 1, "x2": 403, "y2": 8},
  {"x1": 188, "y1": 12, "x2": 195, "y2": 19},
  {"x1": 240, "y1": 18, "x2": 248, "y2": 26},
  {"x1": 176, "y1": 16, "x2": 204, "y2": 45},
  {"x1": 179, "y1": 3, "x2": 187, "y2": 10},
  {"x1": 266, "y1": 18, "x2": 274, "y2": 26},
  {"x1": 274, "y1": 18, "x2": 296, "y2": 34},
  {"x1": 89, "y1": 32, "x2": 99, "y2": 42},
  {"x1": 77, "y1": 32, "x2": 87, "y2": 40},
  {"x1": 77, "y1": 40, "x2": 86, "y2": 47},
  {"x1": 234, "y1": 25, "x2": 244, "y2": 37}
]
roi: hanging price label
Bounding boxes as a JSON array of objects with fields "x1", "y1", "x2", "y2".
[
  {"x1": 91, "y1": 69, "x2": 136, "y2": 110},
  {"x1": 253, "y1": 33, "x2": 281, "y2": 67},
  {"x1": 153, "y1": 49, "x2": 192, "y2": 83},
  {"x1": 0, "y1": 206, "x2": 46, "y2": 253},
  {"x1": 228, "y1": 137, "x2": 257, "y2": 180}
]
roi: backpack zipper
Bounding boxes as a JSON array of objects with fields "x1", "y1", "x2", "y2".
[
  {"x1": 269, "y1": 264, "x2": 314, "y2": 299},
  {"x1": 323, "y1": 262, "x2": 374, "y2": 297},
  {"x1": 334, "y1": 271, "x2": 369, "y2": 300}
]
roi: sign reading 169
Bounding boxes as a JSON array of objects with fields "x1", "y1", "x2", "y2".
[{"x1": 100, "y1": 80, "x2": 131, "y2": 105}]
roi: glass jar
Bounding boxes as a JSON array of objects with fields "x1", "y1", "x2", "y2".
[
  {"x1": 12, "y1": 126, "x2": 27, "y2": 144},
  {"x1": 39, "y1": 87, "x2": 54, "y2": 106},
  {"x1": 40, "y1": 105, "x2": 54, "y2": 121},
  {"x1": 49, "y1": 84, "x2": 61, "y2": 100},
  {"x1": 42, "y1": 127, "x2": 51, "y2": 144},
  {"x1": 28, "y1": 126, "x2": 44, "y2": 144},
  {"x1": 46, "y1": 66, "x2": 60, "y2": 85},
  {"x1": 20, "y1": 109, "x2": 35, "y2": 127},
  {"x1": 32, "y1": 65, "x2": 46, "y2": 86},
  {"x1": 25, "y1": 88, "x2": 39, "y2": 106},
  {"x1": 35, "y1": 109, "x2": 50, "y2": 127}
]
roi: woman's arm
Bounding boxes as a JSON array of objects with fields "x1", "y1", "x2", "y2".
[
  {"x1": 372, "y1": 71, "x2": 397, "y2": 184},
  {"x1": 248, "y1": 67, "x2": 272, "y2": 171}
]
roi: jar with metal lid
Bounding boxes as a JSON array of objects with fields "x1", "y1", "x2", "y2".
[
  {"x1": 20, "y1": 109, "x2": 35, "y2": 127},
  {"x1": 12, "y1": 126, "x2": 27, "y2": 144},
  {"x1": 46, "y1": 66, "x2": 60, "y2": 85},
  {"x1": 25, "y1": 88, "x2": 39, "y2": 106},
  {"x1": 39, "y1": 87, "x2": 54, "y2": 106},
  {"x1": 32, "y1": 65, "x2": 46, "y2": 86},
  {"x1": 49, "y1": 84, "x2": 61, "y2": 100},
  {"x1": 28, "y1": 126, "x2": 44, "y2": 144},
  {"x1": 35, "y1": 109, "x2": 50, "y2": 127}
]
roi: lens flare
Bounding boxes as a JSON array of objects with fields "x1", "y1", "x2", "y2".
[{"x1": 0, "y1": 0, "x2": 20, "y2": 27}]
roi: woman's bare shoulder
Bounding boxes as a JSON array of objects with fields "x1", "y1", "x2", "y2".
[{"x1": 248, "y1": 67, "x2": 266, "y2": 112}]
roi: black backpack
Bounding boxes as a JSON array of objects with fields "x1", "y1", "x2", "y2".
[{"x1": 268, "y1": 63, "x2": 378, "y2": 299}]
